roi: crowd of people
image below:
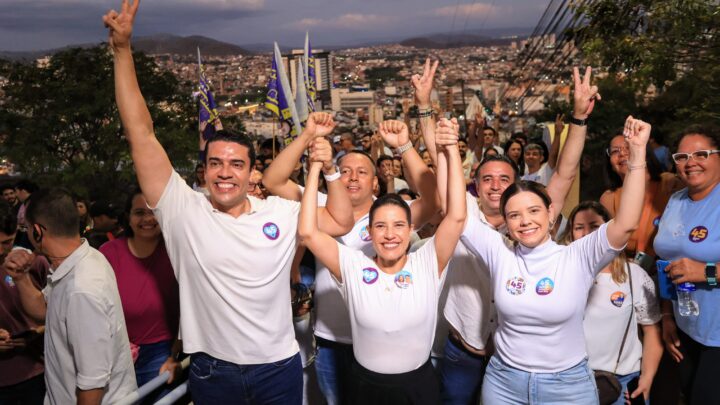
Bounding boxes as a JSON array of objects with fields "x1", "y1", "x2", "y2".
[{"x1": 0, "y1": 1, "x2": 719, "y2": 405}]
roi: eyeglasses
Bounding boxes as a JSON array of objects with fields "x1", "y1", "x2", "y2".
[
  {"x1": 671, "y1": 149, "x2": 720, "y2": 164},
  {"x1": 606, "y1": 146, "x2": 629, "y2": 157}
]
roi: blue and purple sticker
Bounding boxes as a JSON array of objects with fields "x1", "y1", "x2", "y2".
[
  {"x1": 359, "y1": 225, "x2": 372, "y2": 242},
  {"x1": 689, "y1": 226, "x2": 708, "y2": 243},
  {"x1": 362, "y1": 267, "x2": 379, "y2": 284},
  {"x1": 535, "y1": 277, "x2": 554, "y2": 295},
  {"x1": 4, "y1": 275, "x2": 14, "y2": 287},
  {"x1": 610, "y1": 291, "x2": 625, "y2": 307},
  {"x1": 262, "y1": 222, "x2": 280, "y2": 240}
]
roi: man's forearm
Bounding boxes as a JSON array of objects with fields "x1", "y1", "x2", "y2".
[
  {"x1": 263, "y1": 132, "x2": 313, "y2": 199},
  {"x1": 76, "y1": 387, "x2": 104, "y2": 405},
  {"x1": 14, "y1": 276, "x2": 46, "y2": 323}
]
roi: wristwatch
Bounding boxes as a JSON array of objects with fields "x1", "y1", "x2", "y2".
[
  {"x1": 568, "y1": 116, "x2": 589, "y2": 126},
  {"x1": 706, "y1": 262, "x2": 717, "y2": 286}
]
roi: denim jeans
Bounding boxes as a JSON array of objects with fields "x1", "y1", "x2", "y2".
[
  {"x1": 438, "y1": 337, "x2": 486, "y2": 405},
  {"x1": 614, "y1": 371, "x2": 648, "y2": 405},
  {"x1": 314, "y1": 340, "x2": 354, "y2": 405},
  {"x1": 482, "y1": 355, "x2": 599, "y2": 405},
  {"x1": 135, "y1": 340, "x2": 173, "y2": 404},
  {"x1": 188, "y1": 352, "x2": 302, "y2": 405}
]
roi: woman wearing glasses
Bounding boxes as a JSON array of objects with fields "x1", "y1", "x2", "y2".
[
  {"x1": 599, "y1": 131, "x2": 683, "y2": 269},
  {"x1": 654, "y1": 126, "x2": 720, "y2": 405}
]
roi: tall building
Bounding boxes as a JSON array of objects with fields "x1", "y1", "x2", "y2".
[{"x1": 283, "y1": 49, "x2": 333, "y2": 109}]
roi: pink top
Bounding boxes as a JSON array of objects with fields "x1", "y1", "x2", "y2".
[{"x1": 100, "y1": 238, "x2": 179, "y2": 345}]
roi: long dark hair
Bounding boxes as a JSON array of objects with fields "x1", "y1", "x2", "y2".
[{"x1": 503, "y1": 139, "x2": 526, "y2": 175}]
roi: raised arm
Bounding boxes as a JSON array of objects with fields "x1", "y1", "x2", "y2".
[
  {"x1": 4, "y1": 250, "x2": 46, "y2": 323},
  {"x1": 606, "y1": 116, "x2": 649, "y2": 248},
  {"x1": 412, "y1": 58, "x2": 439, "y2": 163},
  {"x1": 433, "y1": 119, "x2": 466, "y2": 274},
  {"x1": 298, "y1": 161, "x2": 341, "y2": 282},
  {"x1": 378, "y1": 120, "x2": 439, "y2": 227},
  {"x1": 312, "y1": 137, "x2": 354, "y2": 236},
  {"x1": 263, "y1": 112, "x2": 336, "y2": 201},
  {"x1": 104, "y1": 0, "x2": 171, "y2": 206},
  {"x1": 546, "y1": 66, "x2": 600, "y2": 213}
]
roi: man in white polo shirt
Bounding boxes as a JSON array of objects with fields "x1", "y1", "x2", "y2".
[
  {"x1": 103, "y1": 2, "x2": 353, "y2": 404},
  {"x1": 4, "y1": 188, "x2": 136, "y2": 405}
]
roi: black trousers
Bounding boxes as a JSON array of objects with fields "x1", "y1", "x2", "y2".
[
  {"x1": 349, "y1": 358, "x2": 440, "y2": 405},
  {"x1": 678, "y1": 329, "x2": 720, "y2": 405}
]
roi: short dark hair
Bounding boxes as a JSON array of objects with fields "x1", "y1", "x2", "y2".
[
  {"x1": 397, "y1": 189, "x2": 418, "y2": 200},
  {"x1": 376, "y1": 155, "x2": 394, "y2": 167},
  {"x1": 15, "y1": 179, "x2": 38, "y2": 194},
  {"x1": 369, "y1": 193, "x2": 411, "y2": 226},
  {"x1": 204, "y1": 130, "x2": 256, "y2": 169},
  {"x1": 1, "y1": 183, "x2": 15, "y2": 193},
  {"x1": 500, "y1": 180, "x2": 551, "y2": 217},
  {"x1": 337, "y1": 150, "x2": 377, "y2": 175},
  {"x1": 674, "y1": 124, "x2": 720, "y2": 151},
  {"x1": 25, "y1": 188, "x2": 79, "y2": 238},
  {"x1": 476, "y1": 155, "x2": 520, "y2": 182},
  {"x1": 482, "y1": 126, "x2": 497, "y2": 137},
  {"x1": 0, "y1": 201, "x2": 17, "y2": 236}
]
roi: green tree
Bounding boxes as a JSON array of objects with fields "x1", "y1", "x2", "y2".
[{"x1": 0, "y1": 46, "x2": 197, "y2": 200}]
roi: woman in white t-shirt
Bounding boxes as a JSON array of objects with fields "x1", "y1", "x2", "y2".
[
  {"x1": 461, "y1": 116, "x2": 651, "y2": 405},
  {"x1": 563, "y1": 201, "x2": 662, "y2": 405},
  {"x1": 299, "y1": 119, "x2": 466, "y2": 404}
]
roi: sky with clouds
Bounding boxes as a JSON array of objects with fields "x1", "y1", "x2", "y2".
[{"x1": 0, "y1": 0, "x2": 546, "y2": 51}]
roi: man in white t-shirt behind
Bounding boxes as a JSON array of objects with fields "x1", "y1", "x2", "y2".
[{"x1": 104, "y1": 2, "x2": 353, "y2": 404}]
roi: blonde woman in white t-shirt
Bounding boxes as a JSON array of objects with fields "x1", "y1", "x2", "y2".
[
  {"x1": 461, "y1": 115, "x2": 651, "y2": 405},
  {"x1": 563, "y1": 201, "x2": 662, "y2": 405},
  {"x1": 299, "y1": 118, "x2": 466, "y2": 404}
]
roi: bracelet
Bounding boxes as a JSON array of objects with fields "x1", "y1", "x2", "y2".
[
  {"x1": 323, "y1": 169, "x2": 341, "y2": 182},
  {"x1": 396, "y1": 142, "x2": 414, "y2": 155},
  {"x1": 628, "y1": 162, "x2": 647, "y2": 171},
  {"x1": 418, "y1": 109, "x2": 435, "y2": 118}
]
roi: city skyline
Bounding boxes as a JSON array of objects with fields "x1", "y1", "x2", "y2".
[{"x1": 0, "y1": 0, "x2": 546, "y2": 52}]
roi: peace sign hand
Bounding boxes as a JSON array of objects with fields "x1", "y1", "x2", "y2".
[
  {"x1": 572, "y1": 66, "x2": 601, "y2": 120},
  {"x1": 411, "y1": 58, "x2": 439, "y2": 108},
  {"x1": 103, "y1": 0, "x2": 140, "y2": 51}
]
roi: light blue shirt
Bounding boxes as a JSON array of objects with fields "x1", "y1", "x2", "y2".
[{"x1": 654, "y1": 184, "x2": 720, "y2": 346}]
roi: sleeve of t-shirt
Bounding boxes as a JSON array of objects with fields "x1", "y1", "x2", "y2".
[
  {"x1": 297, "y1": 185, "x2": 328, "y2": 207},
  {"x1": 152, "y1": 171, "x2": 198, "y2": 231},
  {"x1": 98, "y1": 241, "x2": 118, "y2": 271},
  {"x1": 459, "y1": 213, "x2": 505, "y2": 276},
  {"x1": 410, "y1": 236, "x2": 441, "y2": 286},
  {"x1": 568, "y1": 222, "x2": 625, "y2": 279},
  {"x1": 66, "y1": 292, "x2": 115, "y2": 390},
  {"x1": 630, "y1": 263, "x2": 662, "y2": 325},
  {"x1": 336, "y1": 242, "x2": 360, "y2": 292}
]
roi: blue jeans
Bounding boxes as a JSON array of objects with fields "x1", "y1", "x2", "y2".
[
  {"x1": 135, "y1": 340, "x2": 173, "y2": 404},
  {"x1": 482, "y1": 355, "x2": 599, "y2": 405},
  {"x1": 614, "y1": 371, "x2": 648, "y2": 405},
  {"x1": 188, "y1": 352, "x2": 302, "y2": 405},
  {"x1": 314, "y1": 339, "x2": 354, "y2": 405},
  {"x1": 438, "y1": 337, "x2": 486, "y2": 404}
]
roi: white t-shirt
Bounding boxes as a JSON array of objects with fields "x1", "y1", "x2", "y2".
[
  {"x1": 461, "y1": 216, "x2": 622, "y2": 372},
  {"x1": 441, "y1": 193, "x2": 501, "y2": 351},
  {"x1": 522, "y1": 162, "x2": 553, "y2": 186},
  {"x1": 153, "y1": 171, "x2": 300, "y2": 364},
  {"x1": 392, "y1": 178, "x2": 409, "y2": 192},
  {"x1": 584, "y1": 263, "x2": 661, "y2": 375},
  {"x1": 337, "y1": 240, "x2": 442, "y2": 374}
]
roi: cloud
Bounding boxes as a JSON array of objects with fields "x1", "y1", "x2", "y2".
[
  {"x1": 292, "y1": 13, "x2": 393, "y2": 30},
  {"x1": 432, "y1": 3, "x2": 499, "y2": 18}
]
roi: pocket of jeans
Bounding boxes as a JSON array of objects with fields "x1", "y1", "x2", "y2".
[
  {"x1": 555, "y1": 365, "x2": 592, "y2": 384},
  {"x1": 488, "y1": 356, "x2": 508, "y2": 372},
  {"x1": 272, "y1": 354, "x2": 297, "y2": 368},
  {"x1": 190, "y1": 356, "x2": 215, "y2": 380}
]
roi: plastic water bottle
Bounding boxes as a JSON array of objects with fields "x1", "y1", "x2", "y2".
[{"x1": 677, "y1": 283, "x2": 700, "y2": 316}]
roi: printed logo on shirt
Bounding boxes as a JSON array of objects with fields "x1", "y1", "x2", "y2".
[
  {"x1": 362, "y1": 267, "x2": 379, "y2": 284},
  {"x1": 4, "y1": 275, "x2": 15, "y2": 288},
  {"x1": 359, "y1": 225, "x2": 372, "y2": 242},
  {"x1": 610, "y1": 291, "x2": 626, "y2": 307},
  {"x1": 262, "y1": 222, "x2": 280, "y2": 240},
  {"x1": 394, "y1": 270, "x2": 413, "y2": 289},
  {"x1": 689, "y1": 226, "x2": 708, "y2": 243},
  {"x1": 505, "y1": 276, "x2": 526, "y2": 296},
  {"x1": 535, "y1": 277, "x2": 554, "y2": 295}
]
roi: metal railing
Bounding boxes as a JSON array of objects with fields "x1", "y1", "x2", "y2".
[{"x1": 116, "y1": 357, "x2": 190, "y2": 405}]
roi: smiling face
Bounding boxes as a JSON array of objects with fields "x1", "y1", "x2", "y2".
[
  {"x1": 205, "y1": 141, "x2": 252, "y2": 212},
  {"x1": 129, "y1": 194, "x2": 160, "y2": 240},
  {"x1": 475, "y1": 160, "x2": 515, "y2": 215},
  {"x1": 608, "y1": 135, "x2": 630, "y2": 179},
  {"x1": 339, "y1": 153, "x2": 378, "y2": 207},
  {"x1": 369, "y1": 204, "x2": 412, "y2": 263},
  {"x1": 504, "y1": 191, "x2": 554, "y2": 248},
  {"x1": 524, "y1": 147, "x2": 543, "y2": 170},
  {"x1": 675, "y1": 134, "x2": 720, "y2": 198},
  {"x1": 506, "y1": 141, "x2": 522, "y2": 163}
]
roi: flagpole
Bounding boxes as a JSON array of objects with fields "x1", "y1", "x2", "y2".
[{"x1": 272, "y1": 116, "x2": 277, "y2": 159}]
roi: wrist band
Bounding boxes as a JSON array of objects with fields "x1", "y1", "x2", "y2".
[
  {"x1": 628, "y1": 162, "x2": 647, "y2": 171},
  {"x1": 323, "y1": 170, "x2": 341, "y2": 182},
  {"x1": 418, "y1": 109, "x2": 435, "y2": 118},
  {"x1": 568, "y1": 116, "x2": 588, "y2": 126},
  {"x1": 396, "y1": 142, "x2": 414, "y2": 155}
]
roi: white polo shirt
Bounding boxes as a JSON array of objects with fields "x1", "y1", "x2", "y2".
[
  {"x1": 462, "y1": 216, "x2": 622, "y2": 372},
  {"x1": 43, "y1": 240, "x2": 136, "y2": 404},
  {"x1": 153, "y1": 171, "x2": 300, "y2": 364},
  {"x1": 521, "y1": 162, "x2": 553, "y2": 186},
  {"x1": 584, "y1": 263, "x2": 661, "y2": 375},
  {"x1": 337, "y1": 239, "x2": 442, "y2": 374}
]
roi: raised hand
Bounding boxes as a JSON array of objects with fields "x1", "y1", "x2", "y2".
[
  {"x1": 435, "y1": 118, "x2": 459, "y2": 148},
  {"x1": 623, "y1": 115, "x2": 651, "y2": 150},
  {"x1": 411, "y1": 58, "x2": 439, "y2": 108},
  {"x1": 308, "y1": 137, "x2": 335, "y2": 172},
  {"x1": 304, "y1": 112, "x2": 336, "y2": 139},
  {"x1": 572, "y1": 66, "x2": 601, "y2": 120},
  {"x1": 3, "y1": 249, "x2": 34, "y2": 281},
  {"x1": 554, "y1": 113, "x2": 565, "y2": 134},
  {"x1": 378, "y1": 120, "x2": 410, "y2": 149},
  {"x1": 102, "y1": 0, "x2": 140, "y2": 51}
]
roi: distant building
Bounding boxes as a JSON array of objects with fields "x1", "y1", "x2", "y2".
[
  {"x1": 331, "y1": 88, "x2": 375, "y2": 112},
  {"x1": 284, "y1": 49, "x2": 333, "y2": 109}
]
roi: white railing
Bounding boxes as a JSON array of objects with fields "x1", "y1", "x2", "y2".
[{"x1": 116, "y1": 357, "x2": 190, "y2": 405}]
